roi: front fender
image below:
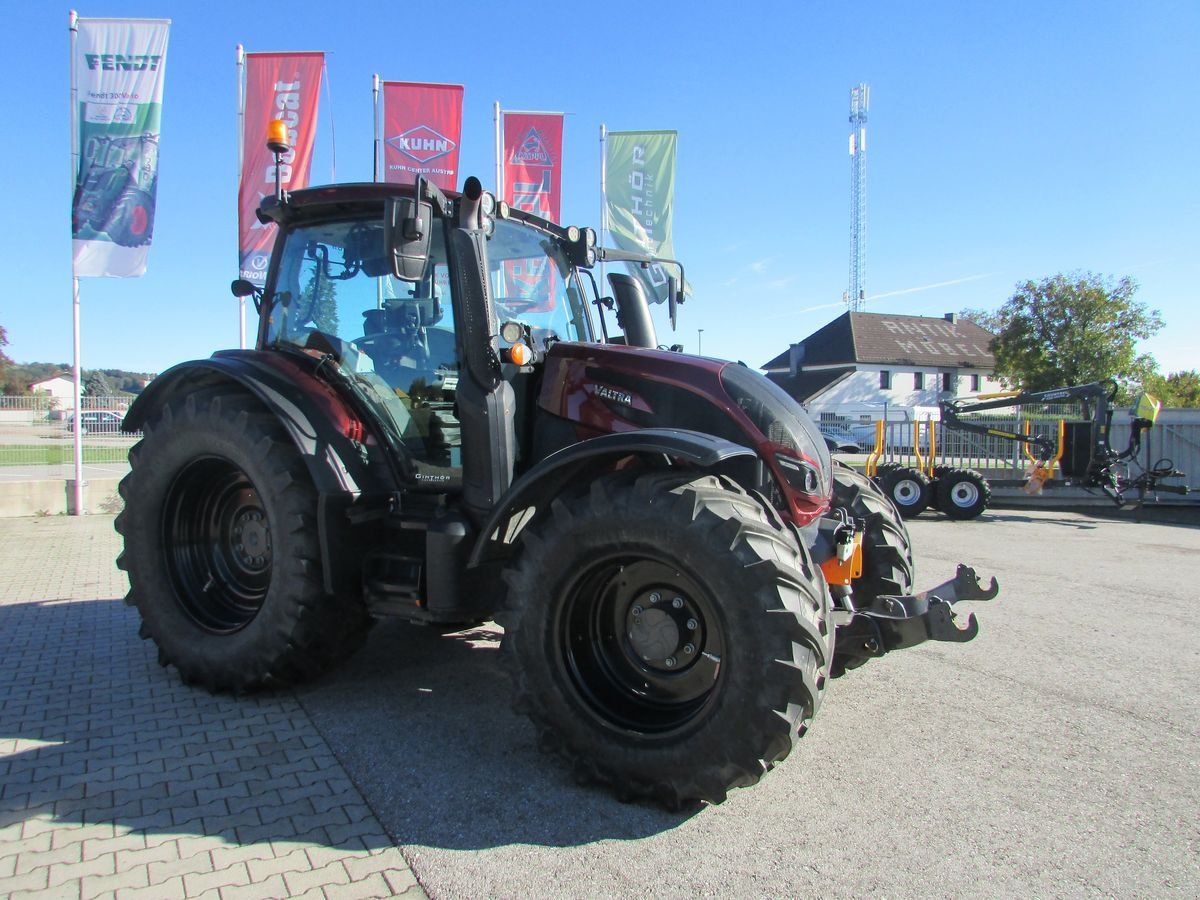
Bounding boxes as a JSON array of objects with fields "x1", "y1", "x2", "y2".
[{"x1": 466, "y1": 428, "x2": 757, "y2": 569}]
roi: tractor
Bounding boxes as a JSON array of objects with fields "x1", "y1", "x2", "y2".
[
  {"x1": 116, "y1": 142, "x2": 998, "y2": 805},
  {"x1": 72, "y1": 133, "x2": 159, "y2": 247}
]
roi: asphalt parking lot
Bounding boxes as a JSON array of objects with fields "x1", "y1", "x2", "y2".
[{"x1": 1, "y1": 505, "x2": 1197, "y2": 898}]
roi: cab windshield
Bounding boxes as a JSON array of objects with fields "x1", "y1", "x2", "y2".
[{"x1": 486, "y1": 217, "x2": 593, "y2": 344}]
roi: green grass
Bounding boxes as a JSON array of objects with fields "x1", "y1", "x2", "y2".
[{"x1": 0, "y1": 444, "x2": 131, "y2": 467}]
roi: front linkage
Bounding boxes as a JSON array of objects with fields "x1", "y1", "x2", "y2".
[{"x1": 834, "y1": 564, "x2": 999, "y2": 674}]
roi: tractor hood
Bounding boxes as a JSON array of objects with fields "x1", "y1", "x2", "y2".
[{"x1": 537, "y1": 342, "x2": 833, "y2": 523}]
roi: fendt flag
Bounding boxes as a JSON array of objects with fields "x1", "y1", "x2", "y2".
[
  {"x1": 238, "y1": 52, "x2": 324, "y2": 285},
  {"x1": 503, "y1": 112, "x2": 563, "y2": 222},
  {"x1": 381, "y1": 82, "x2": 464, "y2": 192},
  {"x1": 605, "y1": 130, "x2": 677, "y2": 301},
  {"x1": 71, "y1": 18, "x2": 170, "y2": 278}
]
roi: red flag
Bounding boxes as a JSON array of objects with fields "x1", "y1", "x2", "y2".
[
  {"x1": 503, "y1": 112, "x2": 563, "y2": 223},
  {"x1": 238, "y1": 52, "x2": 323, "y2": 284},
  {"x1": 381, "y1": 82, "x2": 464, "y2": 193}
]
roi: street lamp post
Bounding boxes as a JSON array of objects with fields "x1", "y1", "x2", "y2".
[{"x1": 697, "y1": 328, "x2": 704, "y2": 356}]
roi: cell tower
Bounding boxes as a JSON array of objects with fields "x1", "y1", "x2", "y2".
[{"x1": 848, "y1": 83, "x2": 869, "y2": 311}]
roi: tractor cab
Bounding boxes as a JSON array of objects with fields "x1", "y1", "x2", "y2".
[{"x1": 248, "y1": 179, "x2": 599, "y2": 498}]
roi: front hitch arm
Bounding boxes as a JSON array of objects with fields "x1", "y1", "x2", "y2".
[{"x1": 834, "y1": 565, "x2": 999, "y2": 670}]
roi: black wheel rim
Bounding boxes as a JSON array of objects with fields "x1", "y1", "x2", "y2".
[
  {"x1": 162, "y1": 456, "x2": 271, "y2": 633},
  {"x1": 560, "y1": 556, "x2": 724, "y2": 735}
]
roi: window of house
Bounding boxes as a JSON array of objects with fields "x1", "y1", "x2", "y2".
[
  {"x1": 914, "y1": 371, "x2": 924, "y2": 389},
  {"x1": 879, "y1": 370, "x2": 891, "y2": 389},
  {"x1": 971, "y1": 374, "x2": 981, "y2": 391},
  {"x1": 942, "y1": 372, "x2": 953, "y2": 391}
]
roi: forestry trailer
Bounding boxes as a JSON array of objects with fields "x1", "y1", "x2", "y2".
[
  {"x1": 117, "y1": 158, "x2": 998, "y2": 806},
  {"x1": 940, "y1": 381, "x2": 1190, "y2": 505}
]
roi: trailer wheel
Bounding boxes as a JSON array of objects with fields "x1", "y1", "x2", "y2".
[
  {"x1": 499, "y1": 471, "x2": 831, "y2": 807},
  {"x1": 115, "y1": 392, "x2": 369, "y2": 692},
  {"x1": 831, "y1": 461, "x2": 915, "y2": 598},
  {"x1": 880, "y1": 466, "x2": 931, "y2": 518},
  {"x1": 936, "y1": 468, "x2": 991, "y2": 520}
]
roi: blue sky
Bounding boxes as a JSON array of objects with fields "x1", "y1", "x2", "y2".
[{"x1": 4, "y1": 0, "x2": 1197, "y2": 376}]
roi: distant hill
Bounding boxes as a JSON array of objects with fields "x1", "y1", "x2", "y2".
[{"x1": 2, "y1": 363, "x2": 157, "y2": 396}]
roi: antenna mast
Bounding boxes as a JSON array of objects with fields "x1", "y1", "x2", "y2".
[{"x1": 848, "y1": 83, "x2": 869, "y2": 311}]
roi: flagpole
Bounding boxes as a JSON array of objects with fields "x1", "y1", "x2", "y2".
[
  {"x1": 69, "y1": 10, "x2": 84, "y2": 516},
  {"x1": 322, "y1": 59, "x2": 336, "y2": 182},
  {"x1": 599, "y1": 123, "x2": 607, "y2": 298},
  {"x1": 374, "y1": 75, "x2": 383, "y2": 312},
  {"x1": 372, "y1": 74, "x2": 380, "y2": 182},
  {"x1": 493, "y1": 102, "x2": 503, "y2": 199},
  {"x1": 236, "y1": 44, "x2": 246, "y2": 348}
]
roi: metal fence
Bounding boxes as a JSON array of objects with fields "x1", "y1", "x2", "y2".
[{"x1": 0, "y1": 395, "x2": 140, "y2": 480}]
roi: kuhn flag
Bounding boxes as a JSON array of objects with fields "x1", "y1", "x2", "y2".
[
  {"x1": 381, "y1": 82, "x2": 463, "y2": 192},
  {"x1": 605, "y1": 130, "x2": 677, "y2": 301},
  {"x1": 238, "y1": 52, "x2": 324, "y2": 284},
  {"x1": 71, "y1": 18, "x2": 170, "y2": 278},
  {"x1": 503, "y1": 112, "x2": 563, "y2": 223}
]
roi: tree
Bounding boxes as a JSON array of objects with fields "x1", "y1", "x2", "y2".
[
  {"x1": 1142, "y1": 370, "x2": 1200, "y2": 408},
  {"x1": 957, "y1": 306, "x2": 1002, "y2": 336},
  {"x1": 0, "y1": 326, "x2": 22, "y2": 395},
  {"x1": 301, "y1": 272, "x2": 338, "y2": 335},
  {"x1": 84, "y1": 371, "x2": 116, "y2": 398},
  {"x1": 989, "y1": 273, "x2": 1163, "y2": 393}
]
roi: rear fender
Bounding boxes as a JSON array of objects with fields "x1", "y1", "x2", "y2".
[
  {"x1": 466, "y1": 428, "x2": 758, "y2": 569},
  {"x1": 126, "y1": 352, "x2": 393, "y2": 493}
]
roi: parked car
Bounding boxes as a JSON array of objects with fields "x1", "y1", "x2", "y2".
[
  {"x1": 67, "y1": 410, "x2": 125, "y2": 434},
  {"x1": 818, "y1": 424, "x2": 863, "y2": 453},
  {"x1": 849, "y1": 420, "x2": 921, "y2": 453},
  {"x1": 849, "y1": 422, "x2": 882, "y2": 449}
]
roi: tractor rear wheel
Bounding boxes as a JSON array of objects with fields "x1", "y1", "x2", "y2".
[
  {"x1": 499, "y1": 471, "x2": 832, "y2": 807},
  {"x1": 831, "y1": 461, "x2": 915, "y2": 599},
  {"x1": 936, "y1": 468, "x2": 991, "y2": 519},
  {"x1": 879, "y1": 466, "x2": 931, "y2": 518},
  {"x1": 115, "y1": 392, "x2": 370, "y2": 692}
]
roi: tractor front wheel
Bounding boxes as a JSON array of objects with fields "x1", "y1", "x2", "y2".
[
  {"x1": 499, "y1": 471, "x2": 831, "y2": 807},
  {"x1": 832, "y1": 461, "x2": 915, "y2": 599},
  {"x1": 107, "y1": 188, "x2": 155, "y2": 247}
]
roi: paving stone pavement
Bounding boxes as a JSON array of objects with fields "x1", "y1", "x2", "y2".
[{"x1": 0, "y1": 515, "x2": 428, "y2": 900}]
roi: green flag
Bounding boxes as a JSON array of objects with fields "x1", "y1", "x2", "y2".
[
  {"x1": 605, "y1": 131, "x2": 677, "y2": 303},
  {"x1": 606, "y1": 130, "x2": 676, "y2": 258}
]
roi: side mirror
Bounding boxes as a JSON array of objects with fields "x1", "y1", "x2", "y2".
[
  {"x1": 385, "y1": 196, "x2": 432, "y2": 282},
  {"x1": 230, "y1": 278, "x2": 259, "y2": 298}
]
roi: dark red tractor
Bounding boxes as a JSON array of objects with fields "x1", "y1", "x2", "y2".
[{"x1": 118, "y1": 168, "x2": 996, "y2": 806}]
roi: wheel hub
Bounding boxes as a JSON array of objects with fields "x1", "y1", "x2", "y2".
[
  {"x1": 626, "y1": 589, "x2": 701, "y2": 670},
  {"x1": 950, "y1": 482, "x2": 979, "y2": 506},
  {"x1": 894, "y1": 479, "x2": 921, "y2": 503},
  {"x1": 231, "y1": 509, "x2": 271, "y2": 570}
]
